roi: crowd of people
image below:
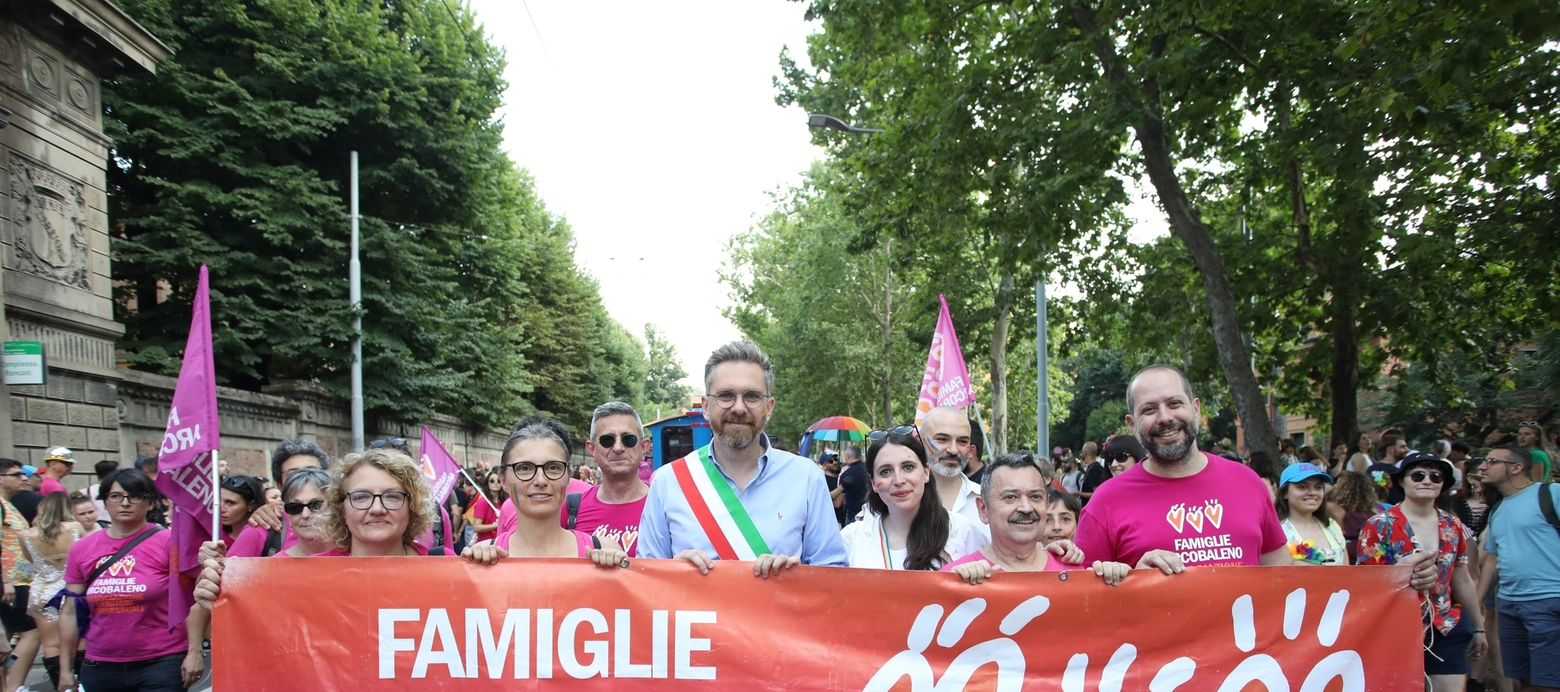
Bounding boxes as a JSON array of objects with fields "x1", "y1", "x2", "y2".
[{"x1": 0, "y1": 340, "x2": 1552, "y2": 692}]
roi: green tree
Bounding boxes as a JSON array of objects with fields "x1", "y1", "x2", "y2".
[{"x1": 642, "y1": 324, "x2": 691, "y2": 418}]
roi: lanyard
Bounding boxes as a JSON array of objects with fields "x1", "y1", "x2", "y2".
[{"x1": 878, "y1": 521, "x2": 897, "y2": 570}]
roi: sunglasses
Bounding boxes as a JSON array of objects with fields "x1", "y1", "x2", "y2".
[
  {"x1": 1407, "y1": 470, "x2": 1445, "y2": 484},
  {"x1": 867, "y1": 425, "x2": 919, "y2": 441},
  {"x1": 369, "y1": 438, "x2": 409, "y2": 451},
  {"x1": 284, "y1": 499, "x2": 327, "y2": 515},
  {"x1": 596, "y1": 433, "x2": 640, "y2": 449},
  {"x1": 221, "y1": 476, "x2": 250, "y2": 490}
]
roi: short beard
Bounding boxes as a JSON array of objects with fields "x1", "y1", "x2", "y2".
[
  {"x1": 930, "y1": 453, "x2": 968, "y2": 478},
  {"x1": 713, "y1": 413, "x2": 766, "y2": 451},
  {"x1": 1136, "y1": 418, "x2": 1199, "y2": 466}
]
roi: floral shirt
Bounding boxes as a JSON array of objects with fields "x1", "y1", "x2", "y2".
[
  {"x1": 1356, "y1": 506, "x2": 1467, "y2": 634},
  {"x1": 0, "y1": 498, "x2": 32, "y2": 586}
]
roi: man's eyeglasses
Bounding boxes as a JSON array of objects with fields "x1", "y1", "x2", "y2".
[
  {"x1": 500, "y1": 461, "x2": 569, "y2": 482},
  {"x1": 1407, "y1": 470, "x2": 1444, "y2": 484},
  {"x1": 711, "y1": 390, "x2": 767, "y2": 408},
  {"x1": 284, "y1": 499, "x2": 327, "y2": 515},
  {"x1": 1473, "y1": 457, "x2": 1517, "y2": 467},
  {"x1": 104, "y1": 493, "x2": 152, "y2": 505},
  {"x1": 0, "y1": 472, "x2": 22, "y2": 479},
  {"x1": 597, "y1": 433, "x2": 640, "y2": 449},
  {"x1": 346, "y1": 491, "x2": 409, "y2": 511},
  {"x1": 867, "y1": 425, "x2": 918, "y2": 442}
]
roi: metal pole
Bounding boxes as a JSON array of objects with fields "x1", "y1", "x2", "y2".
[
  {"x1": 1036, "y1": 280, "x2": 1049, "y2": 456},
  {"x1": 350, "y1": 152, "x2": 365, "y2": 453}
]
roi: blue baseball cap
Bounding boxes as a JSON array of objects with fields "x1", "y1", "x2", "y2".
[
  {"x1": 19, "y1": 465, "x2": 37, "y2": 478},
  {"x1": 1279, "y1": 462, "x2": 1333, "y2": 486}
]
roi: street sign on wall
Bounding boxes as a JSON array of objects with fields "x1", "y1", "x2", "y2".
[{"x1": 2, "y1": 341, "x2": 44, "y2": 385}]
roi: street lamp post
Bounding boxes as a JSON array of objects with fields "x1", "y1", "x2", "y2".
[{"x1": 807, "y1": 113, "x2": 885, "y2": 134}]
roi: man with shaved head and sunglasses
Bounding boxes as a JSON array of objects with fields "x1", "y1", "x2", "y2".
[{"x1": 567, "y1": 401, "x2": 652, "y2": 555}]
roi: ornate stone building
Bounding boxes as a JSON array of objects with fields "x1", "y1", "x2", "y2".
[{"x1": 0, "y1": 0, "x2": 169, "y2": 482}]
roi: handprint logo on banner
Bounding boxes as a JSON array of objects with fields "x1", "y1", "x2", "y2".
[{"x1": 864, "y1": 588, "x2": 1366, "y2": 691}]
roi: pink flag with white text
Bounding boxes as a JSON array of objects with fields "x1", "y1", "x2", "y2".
[
  {"x1": 419, "y1": 426, "x2": 461, "y2": 505},
  {"x1": 913, "y1": 295, "x2": 974, "y2": 427},
  {"x1": 153, "y1": 265, "x2": 220, "y2": 626}
]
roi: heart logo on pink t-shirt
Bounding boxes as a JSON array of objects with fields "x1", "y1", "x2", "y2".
[{"x1": 1165, "y1": 504, "x2": 1186, "y2": 533}]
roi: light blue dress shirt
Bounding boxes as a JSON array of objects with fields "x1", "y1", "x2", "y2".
[{"x1": 638, "y1": 434, "x2": 848, "y2": 566}]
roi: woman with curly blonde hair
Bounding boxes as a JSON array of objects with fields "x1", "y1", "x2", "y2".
[
  {"x1": 309, "y1": 448, "x2": 436, "y2": 556},
  {"x1": 1327, "y1": 471, "x2": 1381, "y2": 564}
]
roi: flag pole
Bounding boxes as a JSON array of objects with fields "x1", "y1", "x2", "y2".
[
  {"x1": 457, "y1": 467, "x2": 499, "y2": 515},
  {"x1": 210, "y1": 450, "x2": 221, "y2": 538}
]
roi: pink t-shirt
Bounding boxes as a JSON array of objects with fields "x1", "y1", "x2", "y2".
[
  {"x1": 39, "y1": 476, "x2": 66, "y2": 497},
  {"x1": 312, "y1": 541, "x2": 433, "y2": 557},
  {"x1": 471, "y1": 498, "x2": 499, "y2": 543},
  {"x1": 940, "y1": 549, "x2": 1068, "y2": 573},
  {"x1": 63, "y1": 525, "x2": 188, "y2": 662},
  {"x1": 553, "y1": 485, "x2": 646, "y2": 556},
  {"x1": 496, "y1": 479, "x2": 594, "y2": 537},
  {"x1": 224, "y1": 524, "x2": 272, "y2": 558},
  {"x1": 495, "y1": 528, "x2": 596, "y2": 557},
  {"x1": 1074, "y1": 455, "x2": 1286, "y2": 568}
]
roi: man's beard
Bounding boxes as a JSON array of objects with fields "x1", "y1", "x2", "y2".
[
  {"x1": 1136, "y1": 418, "x2": 1199, "y2": 465},
  {"x1": 930, "y1": 452, "x2": 969, "y2": 478},
  {"x1": 714, "y1": 412, "x2": 766, "y2": 450}
]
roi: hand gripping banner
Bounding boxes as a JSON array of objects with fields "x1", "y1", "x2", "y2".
[{"x1": 212, "y1": 560, "x2": 1423, "y2": 691}]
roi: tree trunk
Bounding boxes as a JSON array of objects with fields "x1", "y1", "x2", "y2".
[
  {"x1": 880, "y1": 238, "x2": 894, "y2": 426},
  {"x1": 1070, "y1": 4, "x2": 1278, "y2": 462},
  {"x1": 989, "y1": 267, "x2": 1014, "y2": 456},
  {"x1": 1328, "y1": 295, "x2": 1359, "y2": 450}
]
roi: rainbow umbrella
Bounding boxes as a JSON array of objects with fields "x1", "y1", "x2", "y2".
[{"x1": 805, "y1": 416, "x2": 872, "y2": 443}]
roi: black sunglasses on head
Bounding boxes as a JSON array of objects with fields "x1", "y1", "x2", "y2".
[
  {"x1": 867, "y1": 425, "x2": 918, "y2": 442},
  {"x1": 369, "y1": 438, "x2": 410, "y2": 453}
]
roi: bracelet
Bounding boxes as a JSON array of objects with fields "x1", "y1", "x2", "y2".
[{"x1": 1473, "y1": 629, "x2": 1487, "y2": 633}]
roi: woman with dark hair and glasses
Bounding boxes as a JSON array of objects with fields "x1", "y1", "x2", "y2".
[
  {"x1": 216, "y1": 475, "x2": 266, "y2": 555},
  {"x1": 461, "y1": 415, "x2": 627, "y2": 569},
  {"x1": 57, "y1": 468, "x2": 200, "y2": 692},
  {"x1": 1358, "y1": 452, "x2": 1486, "y2": 691},
  {"x1": 841, "y1": 431, "x2": 987, "y2": 570}
]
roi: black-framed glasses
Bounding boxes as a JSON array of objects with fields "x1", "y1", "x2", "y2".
[
  {"x1": 0, "y1": 472, "x2": 22, "y2": 479},
  {"x1": 711, "y1": 390, "x2": 767, "y2": 408},
  {"x1": 1408, "y1": 470, "x2": 1445, "y2": 484},
  {"x1": 500, "y1": 461, "x2": 569, "y2": 482},
  {"x1": 597, "y1": 433, "x2": 640, "y2": 449},
  {"x1": 104, "y1": 492, "x2": 152, "y2": 505},
  {"x1": 284, "y1": 499, "x2": 327, "y2": 515},
  {"x1": 346, "y1": 490, "x2": 409, "y2": 511},
  {"x1": 1473, "y1": 457, "x2": 1517, "y2": 467},
  {"x1": 867, "y1": 425, "x2": 918, "y2": 442},
  {"x1": 369, "y1": 438, "x2": 410, "y2": 452}
]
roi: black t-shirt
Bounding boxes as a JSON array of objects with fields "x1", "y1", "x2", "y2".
[
  {"x1": 824, "y1": 473, "x2": 843, "y2": 525},
  {"x1": 1080, "y1": 460, "x2": 1113, "y2": 500},
  {"x1": 839, "y1": 462, "x2": 868, "y2": 524},
  {"x1": 10, "y1": 491, "x2": 41, "y2": 524},
  {"x1": 967, "y1": 463, "x2": 986, "y2": 486}
]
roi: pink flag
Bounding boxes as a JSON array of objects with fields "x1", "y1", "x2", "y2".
[
  {"x1": 419, "y1": 426, "x2": 461, "y2": 505},
  {"x1": 153, "y1": 265, "x2": 220, "y2": 627},
  {"x1": 913, "y1": 295, "x2": 974, "y2": 427}
]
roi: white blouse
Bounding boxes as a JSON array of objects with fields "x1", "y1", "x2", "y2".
[{"x1": 841, "y1": 510, "x2": 989, "y2": 570}]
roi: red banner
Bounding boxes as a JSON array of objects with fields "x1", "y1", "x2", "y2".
[{"x1": 212, "y1": 559, "x2": 1423, "y2": 691}]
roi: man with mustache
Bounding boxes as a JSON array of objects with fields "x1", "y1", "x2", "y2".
[
  {"x1": 1073, "y1": 365, "x2": 1436, "y2": 589},
  {"x1": 640, "y1": 340, "x2": 848, "y2": 576},
  {"x1": 921, "y1": 406, "x2": 989, "y2": 539}
]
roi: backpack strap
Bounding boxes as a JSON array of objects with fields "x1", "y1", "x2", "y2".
[
  {"x1": 1539, "y1": 482, "x2": 1560, "y2": 540},
  {"x1": 262, "y1": 529, "x2": 284, "y2": 557},
  {"x1": 566, "y1": 493, "x2": 583, "y2": 530},
  {"x1": 591, "y1": 535, "x2": 601, "y2": 550}
]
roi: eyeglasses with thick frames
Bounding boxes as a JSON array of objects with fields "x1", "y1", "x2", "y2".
[
  {"x1": 346, "y1": 491, "x2": 409, "y2": 511},
  {"x1": 597, "y1": 433, "x2": 640, "y2": 449},
  {"x1": 0, "y1": 472, "x2": 23, "y2": 479},
  {"x1": 105, "y1": 492, "x2": 153, "y2": 505},
  {"x1": 284, "y1": 499, "x2": 327, "y2": 515},
  {"x1": 1407, "y1": 470, "x2": 1444, "y2": 484},
  {"x1": 501, "y1": 461, "x2": 569, "y2": 482},
  {"x1": 867, "y1": 425, "x2": 919, "y2": 442},
  {"x1": 711, "y1": 390, "x2": 767, "y2": 408}
]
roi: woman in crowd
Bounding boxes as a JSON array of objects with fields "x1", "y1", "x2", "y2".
[
  {"x1": 69, "y1": 493, "x2": 100, "y2": 535},
  {"x1": 1347, "y1": 431, "x2": 1376, "y2": 474},
  {"x1": 467, "y1": 470, "x2": 503, "y2": 544},
  {"x1": 1328, "y1": 471, "x2": 1380, "y2": 564},
  {"x1": 840, "y1": 431, "x2": 986, "y2": 570},
  {"x1": 57, "y1": 469, "x2": 201, "y2": 692},
  {"x1": 273, "y1": 467, "x2": 334, "y2": 558},
  {"x1": 1357, "y1": 453, "x2": 1485, "y2": 692},
  {"x1": 263, "y1": 480, "x2": 283, "y2": 507},
  {"x1": 217, "y1": 475, "x2": 268, "y2": 557},
  {"x1": 1246, "y1": 451, "x2": 1282, "y2": 500},
  {"x1": 20, "y1": 492, "x2": 86, "y2": 690},
  {"x1": 308, "y1": 449, "x2": 440, "y2": 557},
  {"x1": 1297, "y1": 445, "x2": 1326, "y2": 469},
  {"x1": 1327, "y1": 441, "x2": 1351, "y2": 477},
  {"x1": 1274, "y1": 464, "x2": 1346, "y2": 565},
  {"x1": 1517, "y1": 421, "x2": 1552, "y2": 482},
  {"x1": 462, "y1": 415, "x2": 626, "y2": 567},
  {"x1": 1453, "y1": 472, "x2": 1490, "y2": 538},
  {"x1": 1102, "y1": 436, "x2": 1145, "y2": 479}
]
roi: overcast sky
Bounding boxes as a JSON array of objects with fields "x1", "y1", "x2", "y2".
[
  {"x1": 466, "y1": 1, "x2": 1168, "y2": 391},
  {"x1": 467, "y1": 0, "x2": 822, "y2": 388}
]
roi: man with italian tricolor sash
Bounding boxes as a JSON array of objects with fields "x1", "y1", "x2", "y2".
[{"x1": 639, "y1": 340, "x2": 848, "y2": 574}]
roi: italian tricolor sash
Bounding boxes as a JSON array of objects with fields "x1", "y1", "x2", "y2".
[{"x1": 668, "y1": 445, "x2": 771, "y2": 561}]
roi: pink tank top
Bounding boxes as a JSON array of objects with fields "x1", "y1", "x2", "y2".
[{"x1": 497, "y1": 528, "x2": 596, "y2": 557}]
